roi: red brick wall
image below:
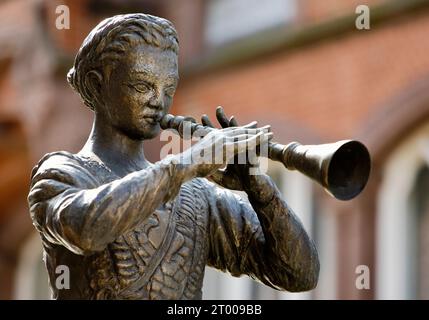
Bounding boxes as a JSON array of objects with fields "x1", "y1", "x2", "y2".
[
  {"x1": 173, "y1": 11, "x2": 429, "y2": 142},
  {"x1": 299, "y1": 0, "x2": 386, "y2": 23}
]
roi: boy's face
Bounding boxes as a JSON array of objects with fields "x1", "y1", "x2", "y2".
[{"x1": 101, "y1": 44, "x2": 179, "y2": 140}]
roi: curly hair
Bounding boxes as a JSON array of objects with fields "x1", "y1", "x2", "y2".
[{"x1": 67, "y1": 13, "x2": 179, "y2": 111}]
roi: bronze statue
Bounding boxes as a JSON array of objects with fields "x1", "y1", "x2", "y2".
[{"x1": 27, "y1": 13, "x2": 322, "y2": 300}]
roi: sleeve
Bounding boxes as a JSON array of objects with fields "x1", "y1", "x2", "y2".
[
  {"x1": 28, "y1": 153, "x2": 194, "y2": 256},
  {"x1": 204, "y1": 179, "x2": 319, "y2": 292}
]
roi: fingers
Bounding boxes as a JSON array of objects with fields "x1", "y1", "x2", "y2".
[
  {"x1": 224, "y1": 131, "x2": 272, "y2": 143},
  {"x1": 245, "y1": 131, "x2": 272, "y2": 145},
  {"x1": 209, "y1": 169, "x2": 242, "y2": 190},
  {"x1": 229, "y1": 116, "x2": 238, "y2": 127},
  {"x1": 194, "y1": 127, "x2": 272, "y2": 171},
  {"x1": 225, "y1": 133, "x2": 259, "y2": 142},
  {"x1": 226, "y1": 131, "x2": 273, "y2": 156},
  {"x1": 203, "y1": 107, "x2": 259, "y2": 131},
  {"x1": 233, "y1": 132, "x2": 263, "y2": 155},
  {"x1": 201, "y1": 114, "x2": 215, "y2": 128},
  {"x1": 216, "y1": 106, "x2": 230, "y2": 128},
  {"x1": 222, "y1": 125, "x2": 271, "y2": 135},
  {"x1": 242, "y1": 121, "x2": 258, "y2": 129},
  {"x1": 264, "y1": 131, "x2": 274, "y2": 141}
]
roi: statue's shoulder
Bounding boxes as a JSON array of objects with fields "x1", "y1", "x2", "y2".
[{"x1": 30, "y1": 151, "x2": 97, "y2": 188}]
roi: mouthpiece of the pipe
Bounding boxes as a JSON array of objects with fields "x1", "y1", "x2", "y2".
[
  {"x1": 161, "y1": 114, "x2": 214, "y2": 137},
  {"x1": 160, "y1": 114, "x2": 175, "y2": 130}
]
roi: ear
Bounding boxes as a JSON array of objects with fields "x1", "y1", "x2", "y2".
[{"x1": 84, "y1": 70, "x2": 104, "y2": 108}]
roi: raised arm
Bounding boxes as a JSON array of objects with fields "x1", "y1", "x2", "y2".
[{"x1": 205, "y1": 177, "x2": 319, "y2": 292}]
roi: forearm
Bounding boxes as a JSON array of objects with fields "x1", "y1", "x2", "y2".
[
  {"x1": 38, "y1": 154, "x2": 196, "y2": 254},
  {"x1": 245, "y1": 175, "x2": 320, "y2": 291}
]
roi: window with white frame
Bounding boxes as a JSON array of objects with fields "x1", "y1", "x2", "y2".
[
  {"x1": 204, "y1": 0, "x2": 297, "y2": 47},
  {"x1": 409, "y1": 165, "x2": 429, "y2": 299},
  {"x1": 376, "y1": 121, "x2": 429, "y2": 299}
]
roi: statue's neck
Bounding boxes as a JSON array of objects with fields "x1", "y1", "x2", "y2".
[{"x1": 80, "y1": 116, "x2": 149, "y2": 175}]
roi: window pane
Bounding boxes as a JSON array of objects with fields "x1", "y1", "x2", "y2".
[{"x1": 205, "y1": 0, "x2": 296, "y2": 46}]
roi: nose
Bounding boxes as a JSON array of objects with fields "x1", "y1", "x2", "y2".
[{"x1": 148, "y1": 90, "x2": 164, "y2": 110}]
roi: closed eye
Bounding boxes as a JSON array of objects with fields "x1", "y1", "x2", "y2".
[{"x1": 128, "y1": 82, "x2": 152, "y2": 94}]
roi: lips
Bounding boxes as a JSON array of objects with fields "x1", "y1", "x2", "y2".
[{"x1": 143, "y1": 114, "x2": 162, "y2": 124}]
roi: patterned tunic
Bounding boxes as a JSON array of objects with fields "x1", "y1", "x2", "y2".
[{"x1": 27, "y1": 151, "x2": 319, "y2": 299}]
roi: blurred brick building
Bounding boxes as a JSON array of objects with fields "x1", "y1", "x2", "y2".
[{"x1": 1, "y1": 0, "x2": 429, "y2": 299}]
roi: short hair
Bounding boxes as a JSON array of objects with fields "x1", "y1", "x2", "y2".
[{"x1": 67, "y1": 13, "x2": 179, "y2": 111}]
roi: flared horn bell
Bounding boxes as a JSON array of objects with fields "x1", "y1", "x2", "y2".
[{"x1": 280, "y1": 140, "x2": 371, "y2": 201}]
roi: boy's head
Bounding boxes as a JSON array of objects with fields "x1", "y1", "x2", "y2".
[{"x1": 67, "y1": 13, "x2": 179, "y2": 140}]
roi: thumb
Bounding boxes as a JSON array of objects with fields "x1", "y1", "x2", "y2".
[{"x1": 209, "y1": 169, "x2": 242, "y2": 190}]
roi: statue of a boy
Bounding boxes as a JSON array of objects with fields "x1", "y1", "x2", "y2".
[{"x1": 28, "y1": 13, "x2": 319, "y2": 299}]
